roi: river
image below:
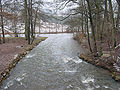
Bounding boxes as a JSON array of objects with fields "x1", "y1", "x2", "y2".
[{"x1": 0, "y1": 34, "x2": 120, "y2": 90}]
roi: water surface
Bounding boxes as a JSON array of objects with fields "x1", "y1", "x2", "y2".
[{"x1": 0, "y1": 34, "x2": 120, "y2": 90}]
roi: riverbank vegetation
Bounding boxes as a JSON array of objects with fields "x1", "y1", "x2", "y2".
[
  {"x1": 58, "y1": 0, "x2": 120, "y2": 81},
  {"x1": 0, "y1": 0, "x2": 51, "y2": 44}
]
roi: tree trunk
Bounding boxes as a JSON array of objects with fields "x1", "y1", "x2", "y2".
[
  {"x1": 49, "y1": 22, "x2": 50, "y2": 33},
  {"x1": 14, "y1": 20, "x2": 18, "y2": 37},
  {"x1": 86, "y1": 0, "x2": 98, "y2": 56},
  {"x1": 30, "y1": 0, "x2": 34, "y2": 38},
  {"x1": 116, "y1": 5, "x2": 120, "y2": 45},
  {"x1": 116, "y1": 6, "x2": 120, "y2": 32},
  {"x1": 31, "y1": 8, "x2": 38, "y2": 44},
  {"x1": 116, "y1": 0, "x2": 120, "y2": 7},
  {"x1": 27, "y1": 0, "x2": 31, "y2": 44},
  {"x1": 39, "y1": 21, "x2": 41, "y2": 34},
  {"x1": 86, "y1": 15, "x2": 92, "y2": 53},
  {"x1": 24, "y1": 0, "x2": 28, "y2": 40},
  {"x1": 84, "y1": 0, "x2": 92, "y2": 53},
  {"x1": 0, "y1": 0, "x2": 5, "y2": 43},
  {"x1": 101, "y1": 0, "x2": 108, "y2": 43},
  {"x1": 33, "y1": 8, "x2": 38, "y2": 35},
  {"x1": 0, "y1": 34, "x2": 1, "y2": 44},
  {"x1": 62, "y1": 24, "x2": 63, "y2": 32},
  {"x1": 81, "y1": 0, "x2": 84, "y2": 34},
  {"x1": 81, "y1": 13, "x2": 84, "y2": 33},
  {"x1": 109, "y1": 0, "x2": 116, "y2": 48},
  {"x1": 94, "y1": 0, "x2": 103, "y2": 56},
  {"x1": 56, "y1": 23, "x2": 57, "y2": 33}
]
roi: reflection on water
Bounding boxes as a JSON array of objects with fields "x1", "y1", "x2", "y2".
[{"x1": 0, "y1": 34, "x2": 120, "y2": 90}]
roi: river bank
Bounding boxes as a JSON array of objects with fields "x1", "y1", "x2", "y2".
[
  {"x1": 0, "y1": 37, "x2": 47, "y2": 84},
  {"x1": 74, "y1": 32, "x2": 120, "y2": 81}
]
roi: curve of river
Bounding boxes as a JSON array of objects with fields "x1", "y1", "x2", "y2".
[{"x1": 0, "y1": 34, "x2": 120, "y2": 90}]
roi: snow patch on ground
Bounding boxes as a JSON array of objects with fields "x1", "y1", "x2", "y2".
[
  {"x1": 115, "y1": 44, "x2": 120, "y2": 49},
  {"x1": 113, "y1": 63, "x2": 120, "y2": 72},
  {"x1": 82, "y1": 77, "x2": 94, "y2": 84},
  {"x1": 117, "y1": 56, "x2": 120, "y2": 63},
  {"x1": 16, "y1": 46, "x2": 23, "y2": 48},
  {"x1": 14, "y1": 54, "x2": 18, "y2": 59}
]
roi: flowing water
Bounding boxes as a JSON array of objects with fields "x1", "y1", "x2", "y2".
[{"x1": 0, "y1": 34, "x2": 120, "y2": 90}]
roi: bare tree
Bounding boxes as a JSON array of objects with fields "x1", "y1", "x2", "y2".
[
  {"x1": 108, "y1": 0, "x2": 117, "y2": 48},
  {"x1": 86, "y1": 0, "x2": 98, "y2": 55},
  {"x1": 0, "y1": 0, "x2": 5, "y2": 43}
]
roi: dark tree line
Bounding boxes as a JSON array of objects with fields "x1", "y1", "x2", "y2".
[
  {"x1": 60, "y1": 0, "x2": 120, "y2": 57},
  {"x1": 0, "y1": 0, "x2": 48, "y2": 44}
]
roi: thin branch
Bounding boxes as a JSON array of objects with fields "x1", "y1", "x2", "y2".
[
  {"x1": 70, "y1": 0, "x2": 81, "y2": 5},
  {"x1": 54, "y1": 11, "x2": 81, "y2": 21},
  {"x1": 57, "y1": 0, "x2": 71, "y2": 10}
]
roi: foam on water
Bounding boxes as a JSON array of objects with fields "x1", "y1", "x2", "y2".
[
  {"x1": 62, "y1": 56, "x2": 72, "y2": 63},
  {"x1": 82, "y1": 77, "x2": 94, "y2": 84},
  {"x1": 59, "y1": 70, "x2": 77, "y2": 73},
  {"x1": 72, "y1": 59, "x2": 82, "y2": 64},
  {"x1": 16, "y1": 77, "x2": 24, "y2": 82},
  {"x1": 86, "y1": 87, "x2": 94, "y2": 90},
  {"x1": 4, "y1": 81, "x2": 13, "y2": 89},
  {"x1": 95, "y1": 85, "x2": 100, "y2": 88},
  {"x1": 64, "y1": 70, "x2": 77, "y2": 73},
  {"x1": 26, "y1": 54, "x2": 36, "y2": 58},
  {"x1": 16, "y1": 73, "x2": 27, "y2": 82},
  {"x1": 62, "y1": 56, "x2": 82, "y2": 64},
  {"x1": 103, "y1": 86, "x2": 109, "y2": 88}
]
